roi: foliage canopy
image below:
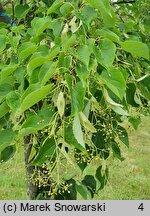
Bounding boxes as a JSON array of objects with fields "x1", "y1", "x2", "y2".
[{"x1": 0, "y1": 0, "x2": 149, "y2": 199}]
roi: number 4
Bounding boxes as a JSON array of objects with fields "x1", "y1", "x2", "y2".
[{"x1": 138, "y1": 203, "x2": 144, "y2": 211}]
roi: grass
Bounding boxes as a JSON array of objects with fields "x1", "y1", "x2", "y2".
[
  {"x1": 0, "y1": 116, "x2": 150, "y2": 200},
  {"x1": 0, "y1": 146, "x2": 28, "y2": 200},
  {"x1": 96, "y1": 116, "x2": 150, "y2": 199}
]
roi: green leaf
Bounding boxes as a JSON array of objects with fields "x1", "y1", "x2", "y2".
[
  {"x1": 11, "y1": 35, "x2": 21, "y2": 50},
  {"x1": 49, "y1": 46, "x2": 60, "y2": 60},
  {"x1": 94, "y1": 39, "x2": 116, "y2": 68},
  {"x1": 18, "y1": 42, "x2": 37, "y2": 62},
  {"x1": 20, "y1": 84, "x2": 52, "y2": 113},
  {"x1": 76, "y1": 183, "x2": 92, "y2": 200},
  {"x1": 0, "y1": 129, "x2": 17, "y2": 153},
  {"x1": 83, "y1": 99, "x2": 91, "y2": 118},
  {"x1": 83, "y1": 156, "x2": 101, "y2": 176},
  {"x1": 51, "y1": 19, "x2": 62, "y2": 37},
  {"x1": 73, "y1": 114, "x2": 85, "y2": 148},
  {"x1": 6, "y1": 91, "x2": 21, "y2": 111},
  {"x1": 117, "y1": 126, "x2": 129, "y2": 147},
  {"x1": 76, "y1": 154, "x2": 87, "y2": 172},
  {"x1": 111, "y1": 141, "x2": 124, "y2": 161},
  {"x1": 82, "y1": 175, "x2": 96, "y2": 197},
  {"x1": 77, "y1": 45, "x2": 91, "y2": 68},
  {"x1": 0, "y1": 101, "x2": 10, "y2": 119},
  {"x1": 31, "y1": 17, "x2": 51, "y2": 36},
  {"x1": 47, "y1": 0, "x2": 63, "y2": 15},
  {"x1": 71, "y1": 82, "x2": 86, "y2": 114},
  {"x1": 84, "y1": 0, "x2": 115, "y2": 27},
  {"x1": 19, "y1": 105, "x2": 55, "y2": 137},
  {"x1": 121, "y1": 40, "x2": 149, "y2": 60},
  {"x1": 0, "y1": 28, "x2": 8, "y2": 35},
  {"x1": 75, "y1": 63, "x2": 90, "y2": 87},
  {"x1": 61, "y1": 34, "x2": 76, "y2": 52},
  {"x1": 128, "y1": 117, "x2": 141, "y2": 130},
  {"x1": 80, "y1": 5, "x2": 97, "y2": 28},
  {"x1": 57, "y1": 92, "x2": 65, "y2": 118},
  {"x1": 60, "y1": 2, "x2": 73, "y2": 16},
  {"x1": 101, "y1": 68, "x2": 126, "y2": 100},
  {"x1": 32, "y1": 138, "x2": 56, "y2": 166},
  {"x1": 59, "y1": 179, "x2": 77, "y2": 200},
  {"x1": 95, "y1": 166, "x2": 108, "y2": 190},
  {"x1": 0, "y1": 83, "x2": 13, "y2": 103},
  {"x1": 62, "y1": 56, "x2": 72, "y2": 70},
  {"x1": 84, "y1": 0, "x2": 111, "y2": 15},
  {"x1": 0, "y1": 64, "x2": 18, "y2": 80},
  {"x1": 97, "y1": 28, "x2": 120, "y2": 44},
  {"x1": 111, "y1": 105, "x2": 129, "y2": 116},
  {"x1": 39, "y1": 61, "x2": 57, "y2": 85},
  {"x1": 64, "y1": 124, "x2": 85, "y2": 152},
  {"x1": 65, "y1": 73, "x2": 73, "y2": 95},
  {"x1": 79, "y1": 112, "x2": 96, "y2": 133},
  {"x1": 0, "y1": 145, "x2": 16, "y2": 162},
  {"x1": 29, "y1": 68, "x2": 40, "y2": 84},
  {"x1": 139, "y1": 76, "x2": 150, "y2": 92},
  {"x1": 27, "y1": 56, "x2": 48, "y2": 75},
  {"x1": 15, "y1": 4, "x2": 30, "y2": 20},
  {"x1": 0, "y1": 129, "x2": 16, "y2": 145},
  {"x1": 126, "y1": 83, "x2": 140, "y2": 107},
  {"x1": 138, "y1": 76, "x2": 150, "y2": 100},
  {"x1": 21, "y1": 83, "x2": 40, "y2": 102},
  {"x1": 0, "y1": 35, "x2": 6, "y2": 53},
  {"x1": 103, "y1": 89, "x2": 123, "y2": 107}
]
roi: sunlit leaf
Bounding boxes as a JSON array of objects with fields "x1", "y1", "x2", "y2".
[
  {"x1": 121, "y1": 40, "x2": 149, "y2": 60},
  {"x1": 94, "y1": 39, "x2": 116, "y2": 68},
  {"x1": 77, "y1": 45, "x2": 91, "y2": 68},
  {"x1": 0, "y1": 35, "x2": 6, "y2": 53},
  {"x1": 39, "y1": 61, "x2": 57, "y2": 86},
  {"x1": 73, "y1": 114, "x2": 85, "y2": 148},
  {"x1": 57, "y1": 91, "x2": 65, "y2": 118},
  {"x1": 20, "y1": 84, "x2": 52, "y2": 113},
  {"x1": 101, "y1": 68, "x2": 126, "y2": 100},
  {"x1": 31, "y1": 16, "x2": 51, "y2": 36},
  {"x1": 71, "y1": 82, "x2": 86, "y2": 114},
  {"x1": 27, "y1": 56, "x2": 48, "y2": 75},
  {"x1": 19, "y1": 105, "x2": 55, "y2": 137},
  {"x1": 18, "y1": 42, "x2": 37, "y2": 62},
  {"x1": 79, "y1": 112, "x2": 96, "y2": 133},
  {"x1": 0, "y1": 101, "x2": 10, "y2": 119},
  {"x1": 6, "y1": 91, "x2": 21, "y2": 111},
  {"x1": 47, "y1": 0, "x2": 63, "y2": 15}
]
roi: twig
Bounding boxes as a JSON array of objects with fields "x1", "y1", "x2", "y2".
[
  {"x1": 12, "y1": 0, "x2": 15, "y2": 21},
  {"x1": 113, "y1": 1, "x2": 136, "y2": 5}
]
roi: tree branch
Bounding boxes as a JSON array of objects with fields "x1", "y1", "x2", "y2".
[
  {"x1": 12, "y1": 0, "x2": 15, "y2": 21},
  {"x1": 113, "y1": 1, "x2": 136, "y2": 5}
]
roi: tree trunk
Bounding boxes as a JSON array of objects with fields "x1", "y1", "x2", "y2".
[{"x1": 24, "y1": 135, "x2": 39, "y2": 200}]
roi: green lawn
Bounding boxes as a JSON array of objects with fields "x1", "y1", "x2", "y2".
[
  {"x1": 0, "y1": 147, "x2": 28, "y2": 200},
  {"x1": 0, "y1": 117, "x2": 150, "y2": 200},
  {"x1": 96, "y1": 116, "x2": 150, "y2": 199}
]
